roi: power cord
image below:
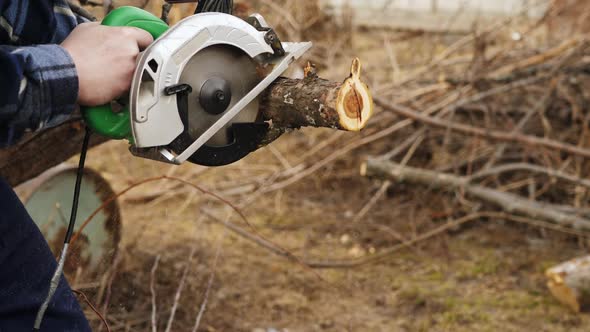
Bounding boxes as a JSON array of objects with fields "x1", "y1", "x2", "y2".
[
  {"x1": 33, "y1": 128, "x2": 92, "y2": 331},
  {"x1": 34, "y1": 2, "x2": 233, "y2": 329},
  {"x1": 195, "y1": 0, "x2": 233, "y2": 14}
]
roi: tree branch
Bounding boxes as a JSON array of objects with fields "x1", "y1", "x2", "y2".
[
  {"x1": 361, "y1": 159, "x2": 590, "y2": 230},
  {"x1": 374, "y1": 98, "x2": 590, "y2": 159}
]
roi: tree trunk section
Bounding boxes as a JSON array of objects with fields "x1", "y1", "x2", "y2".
[
  {"x1": 0, "y1": 121, "x2": 108, "y2": 187},
  {"x1": 546, "y1": 256, "x2": 590, "y2": 312}
]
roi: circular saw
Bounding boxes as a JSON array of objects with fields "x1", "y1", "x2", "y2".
[{"x1": 83, "y1": 6, "x2": 312, "y2": 166}]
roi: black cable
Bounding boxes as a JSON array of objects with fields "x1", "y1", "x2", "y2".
[
  {"x1": 195, "y1": 0, "x2": 233, "y2": 14},
  {"x1": 64, "y1": 128, "x2": 91, "y2": 242},
  {"x1": 161, "y1": 2, "x2": 173, "y2": 24},
  {"x1": 33, "y1": 128, "x2": 92, "y2": 331}
]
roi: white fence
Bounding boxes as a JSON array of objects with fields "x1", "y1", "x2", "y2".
[{"x1": 321, "y1": 0, "x2": 549, "y2": 32}]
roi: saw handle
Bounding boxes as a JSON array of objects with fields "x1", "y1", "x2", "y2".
[{"x1": 82, "y1": 6, "x2": 168, "y2": 140}]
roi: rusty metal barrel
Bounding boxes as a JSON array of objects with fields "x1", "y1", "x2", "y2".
[{"x1": 17, "y1": 165, "x2": 121, "y2": 283}]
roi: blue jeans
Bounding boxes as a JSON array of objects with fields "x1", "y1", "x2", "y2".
[{"x1": 0, "y1": 178, "x2": 90, "y2": 331}]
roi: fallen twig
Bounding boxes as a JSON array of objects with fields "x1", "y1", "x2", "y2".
[
  {"x1": 73, "y1": 289, "x2": 111, "y2": 332},
  {"x1": 470, "y1": 162, "x2": 590, "y2": 189},
  {"x1": 150, "y1": 255, "x2": 161, "y2": 332},
  {"x1": 304, "y1": 212, "x2": 590, "y2": 269},
  {"x1": 191, "y1": 215, "x2": 227, "y2": 332},
  {"x1": 164, "y1": 247, "x2": 195, "y2": 332},
  {"x1": 362, "y1": 159, "x2": 590, "y2": 230}
]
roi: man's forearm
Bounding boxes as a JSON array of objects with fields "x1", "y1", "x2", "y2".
[
  {"x1": 0, "y1": 0, "x2": 85, "y2": 44},
  {"x1": 0, "y1": 0, "x2": 154, "y2": 147},
  {"x1": 0, "y1": 45, "x2": 78, "y2": 146},
  {"x1": 0, "y1": 0, "x2": 86, "y2": 146}
]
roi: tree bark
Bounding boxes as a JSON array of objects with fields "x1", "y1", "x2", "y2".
[
  {"x1": 546, "y1": 256, "x2": 590, "y2": 312},
  {"x1": 1, "y1": 59, "x2": 373, "y2": 186},
  {"x1": 261, "y1": 58, "x2": 373, "y2": 132},
  {"x1": 0, "y1": 121, "x2": 108, "y2": 187},
  {"x1": 361, "y1": 159, "x2": 590, "y2": 230}
]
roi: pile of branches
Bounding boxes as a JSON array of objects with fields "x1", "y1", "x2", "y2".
[{"x1": 360, "y1": 17, "x2": 590, "y2": 234}]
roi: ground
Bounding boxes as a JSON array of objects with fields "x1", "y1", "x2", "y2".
[
  {"x1": 71, "y1": 136, "x2": 590, "y2": 331},
  {"x1": 53, "y1": 2, "x2": 590, "y2": 330}
]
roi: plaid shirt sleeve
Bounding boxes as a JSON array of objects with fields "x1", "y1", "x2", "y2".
[{"x1": 0, "y1": 0, "x2": 87, "y2": 147}]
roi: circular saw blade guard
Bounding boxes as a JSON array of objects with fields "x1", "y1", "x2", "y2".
[{"x1": 129, "y1": 12, "x2": 312, "y2": 165}]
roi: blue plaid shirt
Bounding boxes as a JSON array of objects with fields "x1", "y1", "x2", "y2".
[{"x1": 0, "y1": 0, "x2": 85, "y2": 147}]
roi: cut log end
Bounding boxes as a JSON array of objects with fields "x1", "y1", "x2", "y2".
[
  {"x1": 546, "y1": 256, "x2": 590, "y2": 312},
  {"x1": 337, "y1": 58, "x2": 374, "y2": 131}
]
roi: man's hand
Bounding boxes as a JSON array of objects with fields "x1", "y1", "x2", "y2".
[{"x1": 61, "y1": 22, "x2": 153, "y2": 106}]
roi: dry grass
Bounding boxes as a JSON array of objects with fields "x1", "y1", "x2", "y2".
[{"x1": 65, "y1": 0, "x2": 590, "y2": 330}]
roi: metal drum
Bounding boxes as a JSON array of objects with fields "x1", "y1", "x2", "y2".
[{"x1": 18, "y1": 166, "x2": 121, "y2": 282}]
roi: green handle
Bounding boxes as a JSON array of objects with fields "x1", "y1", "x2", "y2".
[{"x1": 82, "y1": 6, "x2": 169, "y2": 140}]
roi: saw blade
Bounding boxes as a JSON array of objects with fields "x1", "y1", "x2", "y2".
[{"x1": 177, "y1": 45, "x2": 260, "y2": 147}]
